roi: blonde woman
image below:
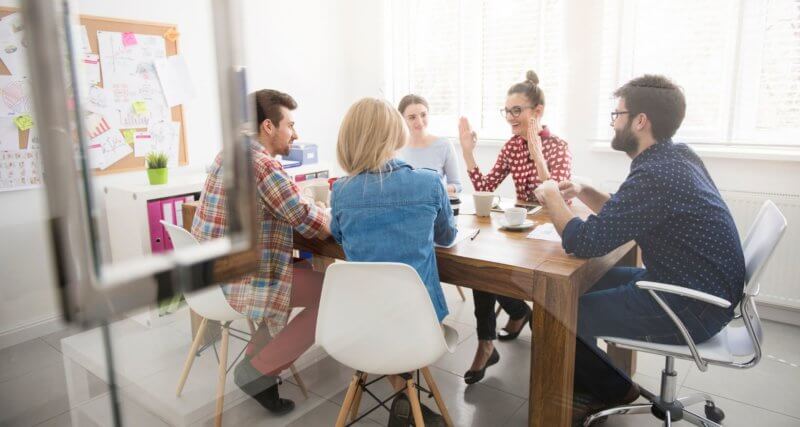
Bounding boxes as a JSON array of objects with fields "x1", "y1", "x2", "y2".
[{"x1": 330, "y1": 98, "x2": 457, "y2": 426}]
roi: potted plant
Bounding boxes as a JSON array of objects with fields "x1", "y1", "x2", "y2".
[{"x1": 145, "y1": 151, "x2": 169, "y2": 185}]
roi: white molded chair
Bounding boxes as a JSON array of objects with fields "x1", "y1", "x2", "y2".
[
  {"x1": 588, "y1": 200, "x2": 788, "y2": 426},
  {"x1": 316, "y1": 262, "x2": 459, "y2": 427},
  {"x1": 162, "y1": 221, "x2": 308, "y2": 427}
]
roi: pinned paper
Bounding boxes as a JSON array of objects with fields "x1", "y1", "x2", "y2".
[
  {"x1": 154, "y1": 55, "x2": 195, "y2": 107},
  {"x1": 0, "y1": 116, "x2": 19, "y2": 151},
  {"x1": 133, "y1": 101, "x2": 148, "y2": 114},
  {"x1": 133, "y1": 130, "x2": 153, "y2": 157},
  {"x1": 82, "y1": 53, "x2": 101, "y2": 86},
  {"x1": 86, "y1": 113, "x2": 111, "y2": 139},
  {"x1": 122, "y1": 129, "x2": 135, "y2": 146},
  {"x1": 13, "y1": 114, "x2": 32, "y2": 131},
  {"x1": 122, "y1": 32, "x2": 138, "y2": 47}
]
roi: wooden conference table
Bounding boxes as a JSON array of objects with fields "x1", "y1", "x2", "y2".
[{"x1": 294, "y1": 201, "x2": 638, "y2": 427}]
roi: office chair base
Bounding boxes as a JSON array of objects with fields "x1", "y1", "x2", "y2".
[{"x1": 584, "y1": 393, "x2": 724, "y2": 427}]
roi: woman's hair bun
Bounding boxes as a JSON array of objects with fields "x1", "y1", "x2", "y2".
[{"x1": 525, "y1": 70, "x2": 539, "y2": 85}]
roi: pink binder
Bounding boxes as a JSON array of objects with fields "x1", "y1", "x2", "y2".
[
  {"x1": 147, "y1": 199, "x2": 166, "y2": 253},
  {"x1": 161, "y1": 198, "x2": 176, "y2": 251}
]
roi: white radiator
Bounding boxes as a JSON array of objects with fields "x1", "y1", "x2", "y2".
[
  {"x1": 721, "y1": 190, "x2": 800, "y2": 312},
  {"x1": 601, "y1": 180, "x2": 799, "y2": 313}
]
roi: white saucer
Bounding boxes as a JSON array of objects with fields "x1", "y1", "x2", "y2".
[{"x1": 498, "y1": 218, "x2": 535, "y2": 230}]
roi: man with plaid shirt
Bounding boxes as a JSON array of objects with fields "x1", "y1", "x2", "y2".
[{"x1": 192, "y1": 89, "x2": 330, "y2": 415}]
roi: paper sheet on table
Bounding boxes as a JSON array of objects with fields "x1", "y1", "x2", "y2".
[
  {"x1": 154, "y1": 55, "x2": 195, "y2": 107},
  {"x1": 526, "y1": 222, "x2": 562, "y2": 242},
  {"x1": 0, "y1": 115, "x2": 19, "y2": 151},
  {"x1": 148, "y1": 121, "x2": 180, "y2": 166},
  {"x1": 0, "y1": 75, "x2": 32, "y2": 116},
  {"x1": 82, "y1": 53, "x2": 101, "y2": 86},
  {"x1": 435, "y1": 227, "x2": 479, "y2": 249}
]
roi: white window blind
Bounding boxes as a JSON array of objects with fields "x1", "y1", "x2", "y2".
[
  {"x1": 598, "y1": 0, "x2": 800, "y2": 146},
  {"x1": 392, "y1": 0, "x2": 565, "y2": 140}
]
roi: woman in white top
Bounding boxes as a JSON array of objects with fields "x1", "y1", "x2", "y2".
[{"x1": 397, "y1": 94, "x2": 462, "y2": 194}]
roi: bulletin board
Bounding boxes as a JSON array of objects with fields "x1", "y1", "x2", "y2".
[{"x1": 0, "y1": 7, "x2": 188, "y2": 180}]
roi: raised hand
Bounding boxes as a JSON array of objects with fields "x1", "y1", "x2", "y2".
[
  {"x1": 527, "y1": 116, "x2": 550, "y2": 181},
  {"x1": 459, "y1": 117, "x2": 477, "y2": 154}
]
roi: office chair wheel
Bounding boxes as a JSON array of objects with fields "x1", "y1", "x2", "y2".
[{"x1": 704, "y1": 403, "x2": 725, "y2": 423}]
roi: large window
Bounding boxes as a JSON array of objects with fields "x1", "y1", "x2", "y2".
[
  {"x1": 597, "y1": 0, "x2": 800, "y2": 147},
  {"x1": 389, "y1": 0, "x2": 565, "y2": 141}
]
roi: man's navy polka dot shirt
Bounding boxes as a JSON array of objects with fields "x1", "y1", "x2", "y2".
[{"x1": 562, "y1": 140, "x2": 746, "y2": 308}]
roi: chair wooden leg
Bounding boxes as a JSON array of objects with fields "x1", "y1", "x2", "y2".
[
  {"x1": 336, "y1": 373, "x2": 361, "y2": 427},
  {"x1": 422, "y1": 367, "x2": 454, "y2": 427},
  {"x1": 176, "y1": 317, "x2": 208, "y2": 396},
  {"x1": 406, "y1": 379, "x2": 425, "y2": 427},
  {"x1": 214, "y1": 324, "x2": 230, "y2": 427},
  {"x1": 349, "y1": 372, "x2": 368, "y2": 422},
  {"x1": 456, "y1": 286, "x2": 466, "y2": 301},
  {"x1": 290, "y1": 364, "x2": 309, "y2": 399}
]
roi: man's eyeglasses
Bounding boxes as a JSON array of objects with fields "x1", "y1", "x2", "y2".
[
  {"x1": 500, "y1": 106, "x2": 536, "y2": 118},
  {"x1": 610, "y1": 111, "x2": 629, "y2": 123}
]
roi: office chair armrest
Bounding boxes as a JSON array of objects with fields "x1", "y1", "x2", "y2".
[
  {"x1": 635, "y1": 281, "x2": 732, "y2": 308},
  {"x1": 635, "y1": 281, "x2": 725, "y2": 372}
]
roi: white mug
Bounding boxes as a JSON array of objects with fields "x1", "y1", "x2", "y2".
[
  {"x1": 473, "y1": 192, "x2": 500, "y2": 217},
  {"x1": 302, "y1": 180, "x2": 330, "y2": 206},
  {"x1": 504, "y1": 207, "x2": 527, "y2": 226}
]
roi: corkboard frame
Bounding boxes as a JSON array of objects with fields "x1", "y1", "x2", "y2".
[{"x1": 0, "y1": 7, "x2": 189, "y2": 175}]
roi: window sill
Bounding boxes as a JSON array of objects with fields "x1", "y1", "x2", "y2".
[{"x1": 589, "y1": 140, "x2": 800, "y2": 162}]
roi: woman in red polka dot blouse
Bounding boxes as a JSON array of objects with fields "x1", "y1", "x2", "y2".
[{"x1": 459, "y1": 70, "x2": 573, "y2": 385}]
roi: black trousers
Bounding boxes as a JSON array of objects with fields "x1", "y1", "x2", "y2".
[{"x1": 473, "y1": 289, "x2": 531, "y2": 340}]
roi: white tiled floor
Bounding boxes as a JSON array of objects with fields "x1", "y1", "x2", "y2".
[{"x1": 1, "y1": 283, "x2": 799, "y2": 426}]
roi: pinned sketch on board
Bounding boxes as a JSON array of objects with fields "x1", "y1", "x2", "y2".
[
  {"x1": 0, "y1": 75, "x2": 32, "y2": 116},
  {"x1": 148, "y1": 121, "x2": 180, "y2": 166},
  {"x1": 0, "y1": 13, "x2": 27, "y2": 76},
  {"x1": 82, "y1": 53, "x2": 101, "y2": 86},
  {"x1": 154, "y1": 55, "x2": 194, "y2": 107},
  {"x1": 0, "y1": 150, "x2": 41, "y2": 190}
]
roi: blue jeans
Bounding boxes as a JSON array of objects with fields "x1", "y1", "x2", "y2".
[{"x1": 574, "y1": 267, "x2": 732, "y2": 404}]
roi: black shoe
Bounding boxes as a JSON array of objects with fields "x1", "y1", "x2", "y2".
[
  {"x1": 412, "y1": 402, "x2": 446, "y2": 426},
  {"x1": 388, "y1": 394, "x2": 412, "y2": 427},
  {"x1": 498, "y1": 309, "x2": 532, "y2": 341},
  {"x1": 388, "y1": 394, "x2": 446, "y2": 427},
  {"x1": 464, "y1": 348, "x2": 500, "y2": 385},
  {"x1": 233, "y1": 359, "x2": 295, "y2": 415}
]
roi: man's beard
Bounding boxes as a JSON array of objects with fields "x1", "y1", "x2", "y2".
[{"x1": 611, "y1": 121, "x2": 639, "y2": 155}]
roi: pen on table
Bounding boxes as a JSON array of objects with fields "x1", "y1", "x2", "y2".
[{"x1": 469, "y1": 229, "x2": 481, "y2": 240}]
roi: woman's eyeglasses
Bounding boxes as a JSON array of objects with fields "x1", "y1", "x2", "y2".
[{"x1": 500, "y1": 105, "x2": 536, "y2": 118}]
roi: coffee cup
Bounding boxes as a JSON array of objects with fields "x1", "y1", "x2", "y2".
[
  {"x1": 302, "y1": 180, "x2": 330, "y2": 206},
  {"x1": 473, "y1": 192, "x2": 500, "y2": 217},
  {"x1": 504, "y1": 207, "x2": 527, "y2": 226},
  {"x1": 449, "y1": 196, "x2": 461, "y2": 216}
]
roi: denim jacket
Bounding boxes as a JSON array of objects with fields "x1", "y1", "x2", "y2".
[{"x1": 330, "y1": 159, "x2": 458, "y2": 321}]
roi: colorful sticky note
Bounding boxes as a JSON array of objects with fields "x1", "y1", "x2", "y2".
[
  {"x1": 121, "y1": 129, "x2": 135, "y2": 146},
  {"x1": 13, "y1": 114, "x2": 33, "y2": 131},
  {"x1": 132, "y1": 101, "x2": 148, "y2": 114},
  {"x1": 122, "y1": 32, "x2": 138, "y2": 47}
]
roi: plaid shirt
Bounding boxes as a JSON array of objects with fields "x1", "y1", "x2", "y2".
[
  {"x1": 468, "y1": 128, "x2": 572, "y2": 201},
  {"x1": 191, "y1": 141, "x2": 329, "y2": 334}
]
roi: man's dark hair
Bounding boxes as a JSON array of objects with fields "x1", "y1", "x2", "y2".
[
  {"x1": 613, "y1": 75, "x2": 686, "y2": 141},
  {"x1": 255, "y1": 89, "x2": 297, "y2": 129}
]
